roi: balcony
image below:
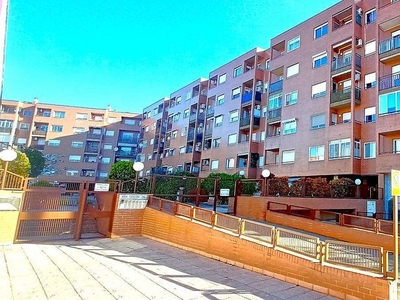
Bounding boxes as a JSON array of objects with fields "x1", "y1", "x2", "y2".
[
  {"x1": 239, "y1": 117, "x2": 250, "y2": 128},
  {"x1": 376, "y1": 152, "x2": 400, "y2": 173},
  {"x1": 117, "y1": 138, "x2": 136, "y2": 146},
  {"x1": 204, "y1": 128, "x2": 213, "y2": 137},
  {"x1": 31, "y1": 129, "x2": 47, "y2": 137},
  {"x1": 267, "y1": 107, "x2": 282, "y2": 121},
  {"x1": 242, "y1": 91, "x2": 252, "y2": 104},
  {"x1": 87, "y1": 132, "x2": 102, "y2": 140},
  {"x1": 379, "y1": 72, "x2": 400, "y2": 92},
  {"x1": 32, "y1": 145, "x2": 45, "y2": 151},
  {"x1": 379, "y1": 36, "x2": 400, "y2": 62},
  {"x1": 84, "y1": 147, "x2": 99, "y2": 154},
  {"x1": 206, "y1": 107, "x2": 214, "y2": 117},
  {"x1": 269, "y1": 80, "x2": 283, "y2": 94},
  {"x1": 379, "y1": 0, "x2": 400, "y2": 9},
  {"x1": 115, "y1": 151, "x2": 136, "y2": 157},
  {"x1": 189, "y1": 114, "x2": 197, "y2": 122},
  {"x1": 331, "y1": 54, "x2": 361, "y2": 76},
  {"x1": 330, "y1": 87, "x2": 361, "y2": 107},
  {"x1": 0, "y1": 127, "x2": 12, "y2": 133}
]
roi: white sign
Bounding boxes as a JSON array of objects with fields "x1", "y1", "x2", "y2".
[
  {"x1": 118, "y1": 194, "x2": 149, "y2": 210},
  {"x1": 94, "y1": 183, "x2": 110, "y2": 192},
  {"x1": 220, "y1": 189, "x2": 230, "y2": 197},
  {"x1": 366, "y1": 200, "x2": 376, "y2": 217}
]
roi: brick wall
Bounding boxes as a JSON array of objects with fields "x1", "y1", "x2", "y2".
[
  {"x1": 0, "y1": 211, "x2": 19, "y2": 243},
  {"x1": 111, "y1": 208, "x2": 144, "y2": 238},
  {"x1": 141, "y1": 207, "x2": 391, "y2": 300}
]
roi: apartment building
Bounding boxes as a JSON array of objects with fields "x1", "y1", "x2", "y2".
[
  {"x1": 140, "y1": 0, "x2": 400, "y2": 216},
  {"x1": 0, "y1": 99, "x2": 141, "y2": 181}
]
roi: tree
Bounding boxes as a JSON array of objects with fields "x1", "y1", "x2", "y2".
[
  {"x1": 108, "y1": 161, "x2": 135, "y2": 181},
  {"x1": 1, "y1": 150, "x2": 31, "y2": 177},
  {"x1": 22, "y1": 147, "x2": 45, "y2": 177}
]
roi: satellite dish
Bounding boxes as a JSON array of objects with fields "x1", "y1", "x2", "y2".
[{"x1": 113, "y1": 147, "x2": 119, "y2": 152}]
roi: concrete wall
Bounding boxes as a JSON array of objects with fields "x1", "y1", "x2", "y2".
[{"x1": 0, "y1": 211, "x2": 18, "y2": 243}]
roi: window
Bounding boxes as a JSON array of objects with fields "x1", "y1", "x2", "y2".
[
  {"x1": 176, "y1": 96, "x2": 181, "y2": 105},
  {"x1": 365, "y1": 8, "x2": 376, "y2": 24},
  {"x1": 288, "y1": 36, "x2": 300, "y2": 52},
  {"x1": 343, "y1": 112, "x2": 351, "y2": 123},
  {"x1": 268, "y1": 93, "x2": 282, "y2": 109},
  {"x1": 364, "y1": 142, "x2": 376, "y2": 159},
  {"x1": 285, "y1": 91, "x2": 298, "y2": 106},
  {"x1": 51, "y1": 125, "x2": 63, "y2": 132},
  {"x1": 53, "y1": 111, "x2": 66, "y2": 118},
  {"x1": 219, "y1": 73, "x2": 226, "y2": 84},
  {"x1": 261, "y1": 131, "x2": 265, "y2": 141},
  {"x1": 228, "y1": 133, "x2": 237, "y2": 145},
  {"x1": 313, "y1": 52, "x2": 328, "y2": 68},
  {"x1": 379, "y1": 91, "x2": 400, "y2": 115},
  {"x1": 142, "y1": 140, "x2": 148, "y2": 147},
  {"x1": 215, "y1": 115, "x2": 223, "y2": 127},
  {"x1": 69, "y1": 155, "x2": 81, "y2": 162},
  {"x1": 211, "y1": 160, "x2": 219, "y2": 170},
  {"x1": 282, "y1": 119, "x2": 297, "y2": 135},
  {"x1": 66, "y1": 170, "x2": 79, "y2": 177},
  {"x1": 108, "y1": 117, "x2": 116, "y2": 123},
  {"x1": 22, "y1": 110, "x2": 32, "y2": 117},
  {"x1": 169, "y1": 148, "x2": 175, "y2": 156},
  {"x1": 365, "y1": 72, "x2": 376, "y2": 89},
  {"x1": 265, "y1": 60, "x2": 270, "y2": 70},
  {"x1": 258, "y1": 156, "x2": 264, "y2": 167},
  {"x1": 183, "y1": 109, "x2": 190, "y2": 118},
  {"x1": 103, "y1": 143, "x2": 112, "y2": 150},
  {"x1": 181, "y1": 127, "x2": 187, "y2": 136},
  {"x1": 0, "y1": 134, "x2": 10, "y2": 142},
  {"x1": 19, "y1": 123, "x2": 29, "y2": 130},
  {"x1": 311, "y1": 114, "x2": 325, "y2": 129},
  {"x1": 354, "y1": 139, "x2": 361, "y2": 158},
  {"x1": 123, "y1": 118, "x2": 136, "y2": 125},
  {"x1": 145, "y1": 126, "x2": 149, "y2": 132},
  {"x1": 234, "y1": 66, "x2": 243, "y2": 77},
  {"x1": 394, "y1": 139, "x2": 400, "y2": 153},
  {"x1": 229, "y1": 110, "x2": 239, "y2": 122},
  {"x1": 312, "y1": 82, "x2": 327, "y2": 98},
  {"x1": 106, "y1": 130, "x2": 114, "y2": 136},
  {"x1": 213, "y1": 138, "x2": 221, "y2": 148},
  {"x1": 71, "y1": 141, "x2": 83, "y2": 148},
  {"x1": 231, "y1": 87, "x2": 241, "y2": 99},
  {"x1": 173, "y1": 113, "x2": 180, "y2": 122},
  {"x1": 329, "y1": 138, "x2": 351, "y2": 159},
  {"x1": 179, "y1": 146, "x2": 186, "y2": 154},
  {"x1": 150, "y1": 138, "x2": 154, "y2": 145},
  {"x1": 226, "y1": 158, "x2": 235, "y2": 169},
  {"x1": 314, "y1": 23, "x2": 328, "y2": 39},
  {"x1": 17, "y1": 138, "x2": 27, "y2": 145},
  {"x1": 48, "y1": 139, "x2": 60, "y2": 147},
  {"x1": 73, "y1": 127, "x2": 85, "y2": 134},
  {"x1": 0, "y1": 119, "x2": 12, "y2": 128},
  {"x1": 76, "y1": 113, "x2": 88, "y2": 120},
  {"x1": 217, "y1": 94, "x2": 225, "y2": 105},
  {"x1": 172, "y1": 130, "x2": 178, "y2": 138},
  {"x1": 309, "y1": 146, "x2": 324, "y2": 161},
  {"x1": 286, "y1": 63, "x2": 299, "y2": 78},
  {"x1": 282, "y1": 150, "x2": 295, "y2": 164},
  {"x1": 98, "y1": 171, "x2": 108, "y2": 179},
  {"x1": 262, "y1": 106, "x2": 267, "y2": 117},
  {"x1": 101, "y1": 157, "x2": 111, "y2": 164},
  {"x1": 365, "y1": 40, "x2": 376, "y2": 55},
  {"x1": 365, "y1": 107, "x2": 376, "y2": 123}
]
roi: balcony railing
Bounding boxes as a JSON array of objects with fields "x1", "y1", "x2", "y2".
[
  {"x1": 32, "y1": 145, "x2": 45, "y2": 151},
  {"x1": 117, "y1": 138, "x2": 136, "y2": 144},
  {"x1": 330, "y1": 87, "x2": 361, "y2": 105},
  {"x1": 0, "y1": 127, "x2": 12, "y2": 133},
  {"x1": 379, "y1": 35, "x2": 400, "y2": 55},
  {"x1": 267, "y1": 107, "x2": 282, "y2": 119},
  {"x1": 206, "y1": 107, "x2": 214, "y2": 117},
  {"x1": 239, "y1": 118, "x2": 251, "y2": 127},
  {"x1": 32, "y1": 129, "x2": 47, "y2": 136},
  {"x1": 87, "y1": 132, "x2": 102, "y2": 140},
  {"x1": 115, "y1": 151, "x2": 135, "y2": 157},
  {"x1": 189, "y1": 114, "x2": 197, "y2": 122},
  {"x1": 269, "y1": 80, "x2": 283, "y2": 94},
  {"x1": 84, "y1": 147, "x2": 99, "y2": 154},
  {"x1": 242, "y1": 92, "x2": 253, "y2": 104},
  {"x1": 379, "y1": 72, "x2": 400, "y2": 91},
  {"x1": 204, "y1": 128, "x2": 213, "y2": 137},
  {"x1": 379, "y1": 0, "x2": 400, "y2": 8},
  {"x1": 331, "y1": 54, "x2": 361, "y2": 73}
]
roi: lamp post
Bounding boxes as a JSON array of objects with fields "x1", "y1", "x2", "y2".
[
  {"x1": 133, "y1": 162, "x2": 144, "y2": 193},
  {"x1": 0, "y1": 146, "x2": 18, "y2": 190},
  {"x1": 261, "y1": 169, "x2": 271, "y2": 197},
  {"x1": 355, "y1": 178, "x2": 361, "y2": 199}
]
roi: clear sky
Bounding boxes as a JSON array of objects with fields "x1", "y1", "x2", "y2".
[{"x1": 3, "y1": 0, "x2": 339, "y2": 113}]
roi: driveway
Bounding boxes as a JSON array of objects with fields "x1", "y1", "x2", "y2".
[{"x1": 0, "y1": 237, "x2": 337, "y2": 299}]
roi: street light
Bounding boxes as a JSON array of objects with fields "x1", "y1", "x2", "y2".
[
  {"x1": 133, "y1": 162, "x2": 144, "y2": 193},
  {"x1": 261, "y1": 169, "x2": 271, "y2": 196},
  {"x1": 355, "y1": 178, "x2": 361, "y2": 199},
  {"x1": 0, "y1": 146, "x2": 18, "y2": 190}
]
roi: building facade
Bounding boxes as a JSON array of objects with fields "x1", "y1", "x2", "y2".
[
  {"x1": 0, "y1": 99, "x2": 141, "y2": 181},
  {"x1": 140, "y1": 0, "x2": 400, "y2": 217}
]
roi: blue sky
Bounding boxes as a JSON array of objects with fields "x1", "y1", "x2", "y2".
[{"x1": 3, "y1": 0, "x2": 339, "y2": 113}]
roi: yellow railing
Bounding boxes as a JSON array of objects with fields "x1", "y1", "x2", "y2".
[{"x1": 0, "y1": 170, "x2": 25, "y2": 190}]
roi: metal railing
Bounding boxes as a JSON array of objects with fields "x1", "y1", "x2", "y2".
[
  {"x1": 379, "y1": 35, "x2": 400, "y2": 55},
  {"x1": 147, "y1": 197, "x2": 388, "y2": 276},
  {"x1": 0, "y1": 170, "x2": 25, "y2": 190},
  {"x1": 379, "y1": 0, "x2": 400, "y2": 8},
  {"x1": 379, "y1": 72, "x2": 400, "y2": 91},
  {"x1": 269, "y1": 80, "x2": 283, "y2": 94}
]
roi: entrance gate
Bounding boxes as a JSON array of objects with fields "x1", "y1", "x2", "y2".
[{"x1": 14, "y1": 180, "x2": 117, "y2": 243}]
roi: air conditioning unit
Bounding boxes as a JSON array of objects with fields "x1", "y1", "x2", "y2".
[
  {"x1": 356, "y1": 39, "x2": 363, "y2": 48},
  {"x1": 200, "y1": 104, "x2": 206, "y2": 109},
  {"x1": 356, "y1": 8, "x2": 362, "y2": 15},
  {"x1": 355, "y1": 73, "x2": 361, "y2": 82},
  {"x1": 255, "y1": 105, "x2": 261, "y2": 110}
]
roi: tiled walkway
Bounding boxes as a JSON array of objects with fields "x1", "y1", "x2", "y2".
[{"x1": 0, "y1": 237, "x2": 337, "y2": 300}]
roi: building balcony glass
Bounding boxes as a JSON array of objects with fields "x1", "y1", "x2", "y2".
[
  {"x1": 269, "y1": 80, "x2": 283, "y2": 94},
  {"x1": 330, "y1": 87, "x2": 361, "y2": 107},
  {"x1": 379, "y1": 72, "x2": 400, "y2": 91},
  {"x1": 31, "y1": 129, "x2": 47, "y2": 136},
  {"x1": 331, "y1": 54, "x2": 361, "y2": 76},
  {"x1": 379, "y1": 35, "x2": 400, "y2": 61},
  {"x1": 267, "y1": 107, "x2": 282, "y2": 120}
]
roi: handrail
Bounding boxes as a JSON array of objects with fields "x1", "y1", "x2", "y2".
[{"x1": 147, "y1": 196, "x2": 388, "y2": 276}]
